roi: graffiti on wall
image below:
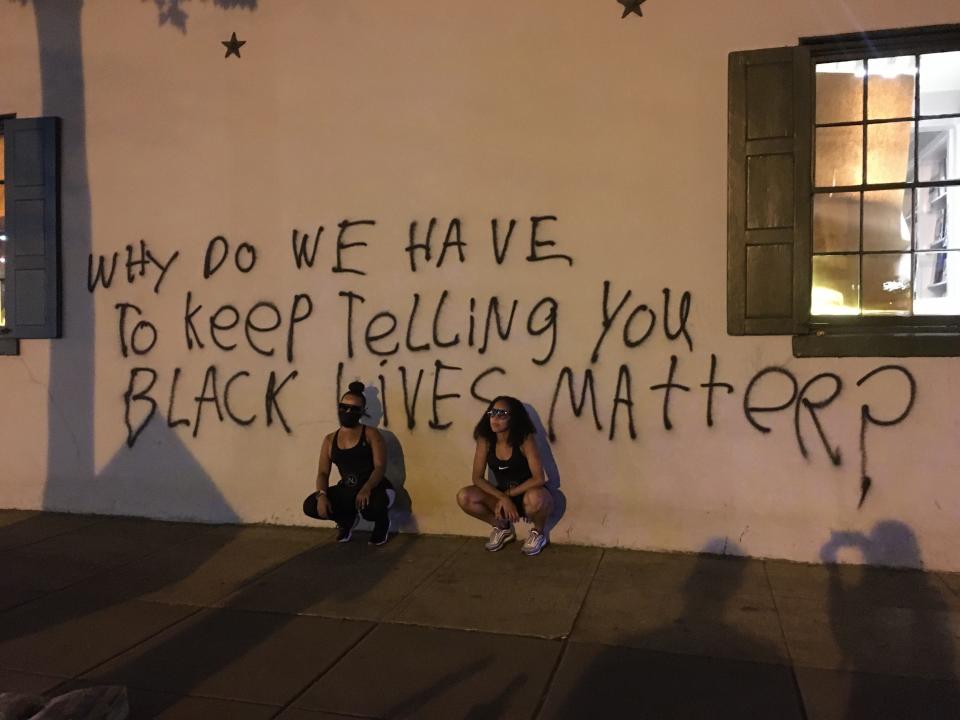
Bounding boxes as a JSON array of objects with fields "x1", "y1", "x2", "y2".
[{"x1": 88, "y1": 215, "x2": 916, "y2": 506}]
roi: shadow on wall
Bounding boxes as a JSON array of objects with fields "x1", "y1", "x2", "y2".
[
  {"x1": 95, "y1": 421, "x2": 240, "y2": 523},
  {"x1": 151, "y1": 0, "x2": 257, "y2": 33},
  {"x1": 817, "y1": 521, "x2": 960, "y2": 719},
  {"x1": 525, "y1": 403, "x2": 566, "y2": 535},
  {"x1": 364, "y1": 385, "x2": 416, "y2": 532},
  {"x1": 21, "y1": 0, "x2": 257, "y2": 521}
]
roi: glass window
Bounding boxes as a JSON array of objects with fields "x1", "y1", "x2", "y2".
[
  {"x1": 0, "y1": 126, "x2": 6, "y2": 329},
  {"x1": 812, "y1": 53, "x2": 960, "y2": 317}
]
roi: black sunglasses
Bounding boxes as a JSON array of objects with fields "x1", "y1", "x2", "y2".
[
  {"x1": 487, "y1": 408, "x2": 510, "y2": 417},
  {"x1": 338, "y1": 403, "x2": 363, "y2": 414}
]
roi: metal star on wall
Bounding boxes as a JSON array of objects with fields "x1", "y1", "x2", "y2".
[
  {"x1": 618, "y1": 0, "x2": 648, "y2": 19},
  {"x1": 222, "y1": 32, "x2": 246, "y2": 58}
]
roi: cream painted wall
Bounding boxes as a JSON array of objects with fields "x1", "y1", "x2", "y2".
[{"x1": 2, "y1": 0, "x2": 959, "y2": 568}]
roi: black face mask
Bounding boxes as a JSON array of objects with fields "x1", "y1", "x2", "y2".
[{"x1": 338, "y1": 411, "x2": 362, "y2": 428}]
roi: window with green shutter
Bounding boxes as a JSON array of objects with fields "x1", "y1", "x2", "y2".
[
  {"x1": 0, "y1": 116, "x2": 61, "y2": 356},
  {"x1": 728, "y1": 25, "x2": 960, "y2": 357}
]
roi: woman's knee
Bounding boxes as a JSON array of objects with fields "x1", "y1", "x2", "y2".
[
  {"x1": 523, "y1": 487, "x2": 552, "y2": 513},
  {"x1": 303, "y1": 493, "x2": 323, "y2": 519},
  {"x1": 457, "y1": 486, "x2": 479, "y2": 509}
]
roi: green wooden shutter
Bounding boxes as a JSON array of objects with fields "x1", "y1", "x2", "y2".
[
  {"x1": 3, "y1": 117, "x2": 61, "y2": 339},
  {"x1": 727, "y1": 47, "x2": 811, "y2": 335}
]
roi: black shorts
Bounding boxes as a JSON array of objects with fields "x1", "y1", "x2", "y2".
[{"x1": 499, "y1": 485, "x2": 527, "y2": 519}]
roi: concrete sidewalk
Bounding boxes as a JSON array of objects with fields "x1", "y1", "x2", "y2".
[{"x1": 0, "y1": 511, "x2": 958, "y2": 719}]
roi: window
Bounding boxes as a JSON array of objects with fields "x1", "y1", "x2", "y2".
[
  {"x1": 0, "y1": 115, "x2": 61, "y2": 356},
  {"x1": 0, "y1": 122, "x2": 7, "y2": 331},
  {"x1": 728, "y1": 25, "x2": 960, "y2": 356}
]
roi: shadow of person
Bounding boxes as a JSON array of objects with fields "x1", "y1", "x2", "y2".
[
  {"x1": 363, "y1": 385, "x2": 416, "y2": 532},
  {"x1": 818, "y1": 521, "x2": 960, "y2": 719},
  {"x1": 545, "y1": 539, "x2": 801, "y2": 719},
  {"x1": 524, "y1": 403, "x2": 566, "y2": 536}
]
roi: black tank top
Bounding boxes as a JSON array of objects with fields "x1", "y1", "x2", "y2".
[
  {"x1": 331, "y1": 427, "x2": 393, "y2": 490},
  {"x1": 487, "y1": 442, "x2": 532, "y2": 490}
]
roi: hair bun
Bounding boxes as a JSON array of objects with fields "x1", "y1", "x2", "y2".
[{"x1": 348, "y1": 381, "x2": 366, "y2": 395}]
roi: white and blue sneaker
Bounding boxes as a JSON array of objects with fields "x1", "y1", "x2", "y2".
[
  {"x1": 522, "y1": 529, "x2": 548, "y2": 556},
  {"x1": 485, "y1": 524, "x2": 516, "y2": 552}
]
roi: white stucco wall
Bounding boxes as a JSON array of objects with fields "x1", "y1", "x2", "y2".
[{"x1": 2, "y1": 0, "x2": 959, "y2": 569}]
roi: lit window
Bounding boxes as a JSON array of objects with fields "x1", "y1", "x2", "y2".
[
  {"x1": 0, "y1": 125, "x2": 6, "y2": 328},
  {"x1": 813, "y1": 51, "x2": 960, "y2": 318},
  {"x1": 728, "y1": 25, "x2": 960, "y2": 357}
]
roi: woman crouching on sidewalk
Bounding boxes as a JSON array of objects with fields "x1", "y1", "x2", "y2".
[{"x1": 456, "y1": 396, "x2": 552, "y2": 556}]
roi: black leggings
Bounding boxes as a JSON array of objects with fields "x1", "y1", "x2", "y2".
[{"x1": 303, "y1": 484, "x2": 390, "y2": 526}]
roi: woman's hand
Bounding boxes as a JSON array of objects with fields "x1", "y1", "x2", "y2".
[
  {"x1": 495, "y1": 497, "x2": 519, "y2": 523},
  {"x1": 315, "y1": 493, "x2": 332, "y2": 519},
  {"x1": 356, "y1": 485, "x2": 372, "y2": 511}
]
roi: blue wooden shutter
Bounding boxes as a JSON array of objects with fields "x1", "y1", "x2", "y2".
[{"x1": 4, "y1": 117, "x2": 61, "y2": 339}]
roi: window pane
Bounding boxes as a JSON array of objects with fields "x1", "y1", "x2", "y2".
[
  {"x1": 816, "y1": 61, "x2": 864, "y2": 124},
  {"x1": 914, "y1": 251, "x2": 960, "y2": 315},
  {"x1": 816, "y1": 126, "x2": 863, "y2": 187},
  {"x1": 812, "y1": 255, "x2": 860, "y2": 315},
  {"x1": 814, "y1": 192, "x2": 860, "y2": 252},
  {"x1": 863, "y1": 189, "x2": 912, "y2": 251},
  {"x1": 918, "y1": 120, "x2": 960, "y2": 182},
  {"x1": 920, "y1": 51, "x2": 960, "y2": 116},
  {"x1": 862, "y1": 253, "x2": 911, "y2": 315},
  {"x1": 867, "y1": 56, "x2": 916, "y2": 120},
  {"x1": 867, "y1": 121, "x2": 914, "y2": 184},
  {"x1": 916, "y1": 186, "x2": 955, "y2": 251},
  {"x1": 0, "y1": 182, "x2": 4, "y2": 328}
]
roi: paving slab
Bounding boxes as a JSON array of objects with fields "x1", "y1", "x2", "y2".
[
  {"x1": 777, "y1": 595, "x2": 960, "y2": 679},
  {"x1": 0, "y1": 510, "x2": 39, "y2": 529},
  {"x1": 0, "y1": 552, "x2": 106, "y2": 611},
  {"x1": 225, "y1": 534, "x2": 465, "y2": 621},
  {"x1": 0, "y1": 669, "x2": 66, "y2": 695},
  {"x1": 83, "y1": 608, "x2": 371, "y2": 707},
  {"x1": 0, "y1": 511, "x2": 101, "y2": 550},
  {"x1": 0, "y1": 518, "x2": 209, "y2": 613},
  {"x1": 275, "y1": 710, "x2": 369, "y2": 720},
  {"x1": 538, "y1": 641, "x2": 804, "y2": 720},
  {"x1": 53, "y1": 680, "x2": 282, "y2": 720},
  {"x1": 81, "y1": 524, "x2": 332, "y2": 608},
  {"x1": 767, "y1": 560, "x2": 960, "y2": 610},
  {"x1": 296, "y1": 623, "x2": 560, "y2": 720},
  {"x1": 124, "y1": 692, "x2": 279, "y2": 720},
  {"x1": 386, "y1": 541, "x2": 601, "y2": 638},
  {"x1": 11, "y1": 517, "x2": 206, "y2": 569},
  {"x1": 595, "y1": 549, "x2": 776, "y2": 606},
  {"x1": 571, "y1": 550, "x2": 788, "y2": 664},
  {"x1": 0, "y1": 594, "x2": 195, "y2": 677},
  {"x1": 937, "y1": 572, "x2": 960, "y2": 600},
  {"x1": 795, "y1": 666, "x2": 960, "y2": 720}
]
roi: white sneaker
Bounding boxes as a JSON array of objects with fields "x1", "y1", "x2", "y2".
[
  {"x1": 522, "y1": 529, "x2": 548, "y2": 556},
  {"x1": 485, "y1": 524, "x2": 516, "y2": 552}
]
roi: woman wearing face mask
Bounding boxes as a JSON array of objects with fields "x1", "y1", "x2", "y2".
[
  {"x1": 302, "y1": 381, "x2": 394, "y2": 545},
  {"x1": 456, "y1": 396, "x2": 552, "y2": 556}
]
